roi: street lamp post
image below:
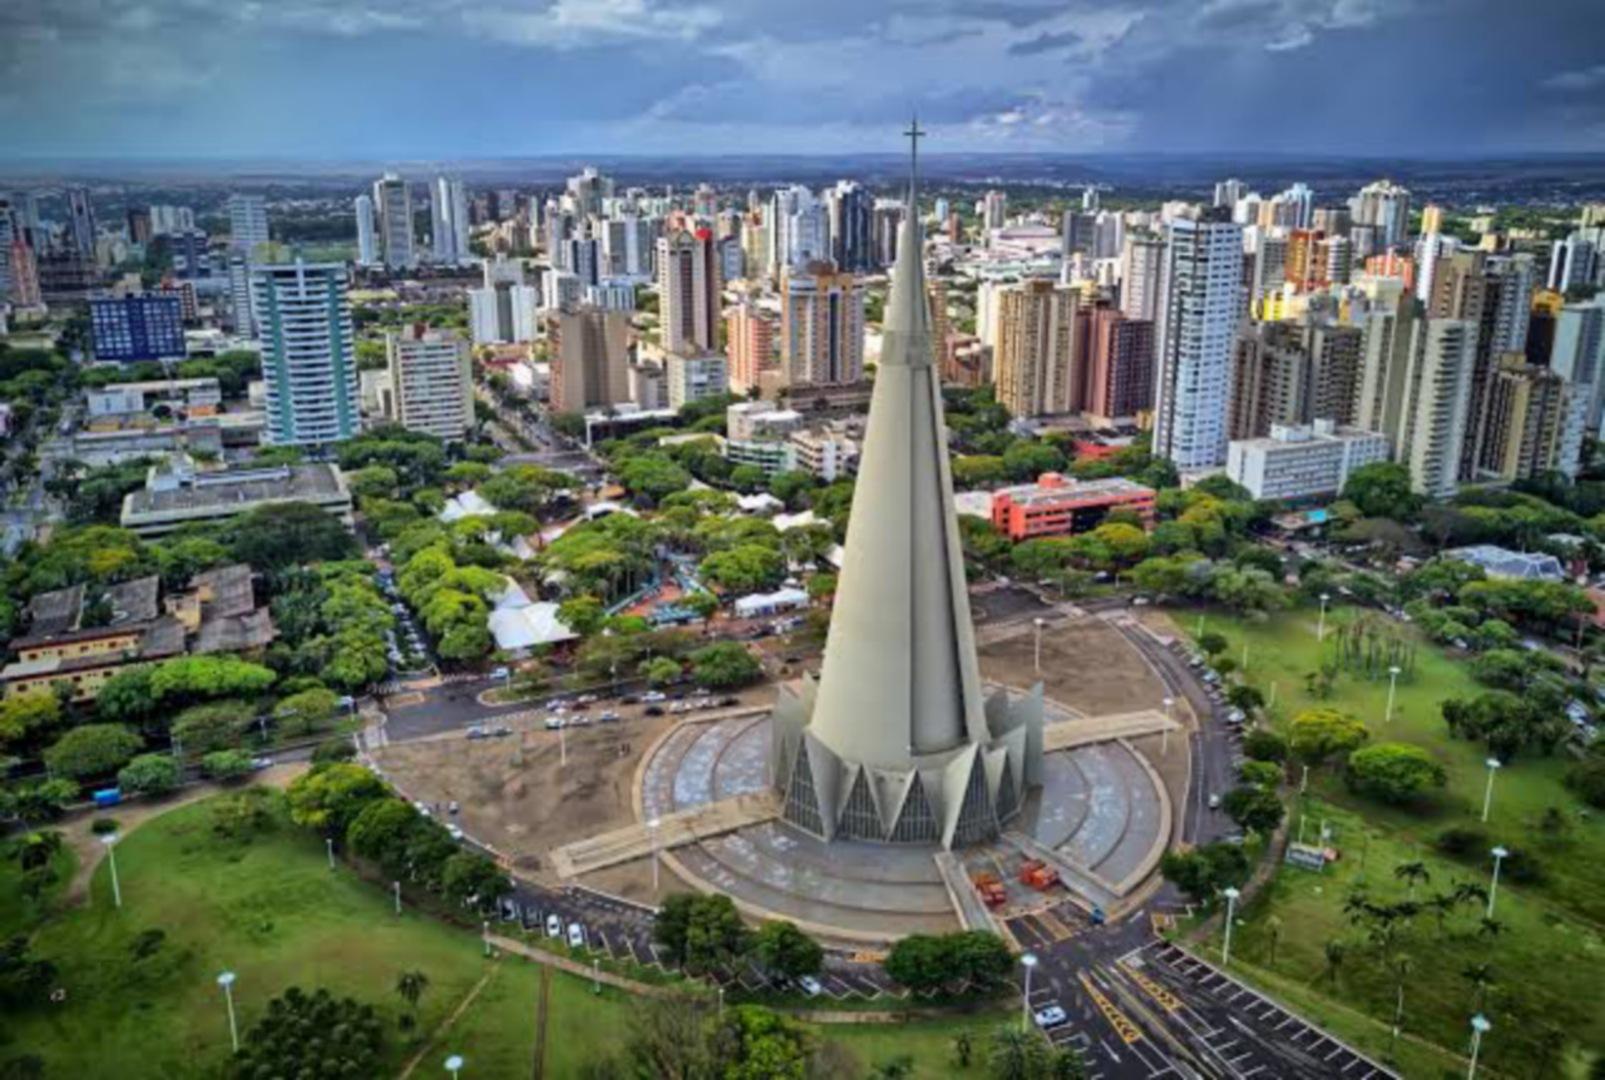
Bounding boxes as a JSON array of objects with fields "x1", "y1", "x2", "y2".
[
  {"x1": 325, "y1": 836, "x2": 335, "y2": 871},
  {"x1": 718, "y1": 985, "x2": 725, "y2": 1019},
  {"x1": 1385, "y1": 665, "x2": 1402, "y2": 725},
  {"x1": 445, "y1": 1053, "x2": 465, "y2": 1080},
  {"x1": 394, "y1": 880, "x2": 402, "y2": 916},
  {"x1": 559, "y1": 722, "x2": 567, "y2": 767},
  {"x1": 1487, "y1": 846, "x2": 1509, "y2": 919},
  {"x1": 591, "y1": 957, "x2": 600, "y2": 994},
  {"x1": 100, "y1": 833, "x2": 122, "y2": 909},
  {"x1": 1300, "y1": 763, "x2": 1310, "y2": 794},
  {"x1": 1161, "y1": 696, "x2": 1175, "y2": 757},
  {"x1": 482, "y1": 920, "x2": 491, "y2": 958},
  {"x1": 217, "y1": 971, "x2": 240, "y2": 1053},
  {"x1": 1020, "y1": 952, "x2": 1038, "y2": 1032},
  {"x1": 1467, "y1": 1015, "x2": 1491, "y2": 1080},
  {"x1": 1317, "y1": 593, "x2": 1331, "y2": 642},
  {"x1": 1480, "y1": 758, "x2": 1502, "y2": 823},
  {"x1": 1221, "y1": 888, "x2": 1241, "y2": 967},
  {"x1": 648, "y1": 817, "x2": 661, "y2": 895},
  {"x1": 1033, "y1": 618, "x2": 1046, "y2": 675}
]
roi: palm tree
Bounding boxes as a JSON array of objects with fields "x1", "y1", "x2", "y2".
[
  {"x1": 1322, "y1": 939, "x2": 1347, "y2": 985},
  {"x1": 1393, "y1": 860, "x2": 1430, "y2": 900},
  {"x1": 1460, "y1": 962, "x2": 1495, "y2": 1013},
  {"x1": 395, "y1": 969, "x2": 430, "y2": 1021},
  {"x1": 1479, "y1": 916, "x2": 1507, "y2": 940}
]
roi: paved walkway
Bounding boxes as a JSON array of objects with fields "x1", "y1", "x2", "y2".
[
  {"x1": 549, "y1": 790, "x2": 780, "y2": 878},
  {"x1": 1043, "y1": 709, "x2": 1179, "y2": 752}
]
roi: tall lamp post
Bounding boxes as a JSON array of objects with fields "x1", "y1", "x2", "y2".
[
  {"x1": 1385, "y1": 665, "x2": 1402, "y2": 724},
  {"x1": 325, "y1": 836, "x2": 335, "y2": 871},
  {"x1": 445, "y1": 1053, "x2": 465, "y2": 1080},
  {"x1": 1486, "y1": 846, "x2": 1509, "y2": 919},
  {"x1": 1221, "y1": 887, "x2": 1241, "y2": 967},
  {"x1": 1161, "y1": 696, "x2": 1175, "y2": 757},
  {"x1": 217, "y1": 971, "x2": 240, "y2": 1053},
  {"x1": 1467, "y1": 1014, "x2": 1491, "y2": 1080},
  {"x1": 100, "y1": 833, "x2": 122, "y2": 909},
  {"x1": 1020, "y1": 952, "x2": 1038, "y2": 1031},
  {"x1": 1480, "y1": 758, "x2": 1502, "y2": 823},
  {"x1": 1033, "y1": 618, "x2": 1047, "y2": 675},
  {"x1": 1317, "y1": 593, "x2": 1332, "y2": 642}
]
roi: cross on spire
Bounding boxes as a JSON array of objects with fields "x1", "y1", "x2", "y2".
[{"x1": 904, "y1": 115, "x2": 926, "y2": 194}]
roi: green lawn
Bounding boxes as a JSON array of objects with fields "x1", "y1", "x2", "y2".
[
  {"x1": 1182, "y1": 603, "x2": 1605, "y2": 1075},
  {"x1": 1, "y1": 791, "x2": 1021, "y2": 1078},
  {"x1": 1192, "y1": 604, "x2": 1605, "y2": 922}
]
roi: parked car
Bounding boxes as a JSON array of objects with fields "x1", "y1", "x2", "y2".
[
  {"x1": 644, "y1": 705, "x2": 665, "y2": 717},
  {"x1": 447, "y1": 824, "x2": 464, "y2": 841},
  {"x1": 489, "y1": 667, "x2": 509, "y2": 681},
  {"x1": 641, "y1": 691, "x2": 667, "y2": 703},
  {"x1": 599, "y1": 711, "x2": 621, "y2": 723},
  {"x1": 797, "y1": 975, "x2": 824, "y2": 998},
  {"x1": 1207, "y1": 793, "x2": 1221, "y2": 809},
  {"x1": 546, "y1": 914, "x2": 562, "y2": 938},
  {"x1": 544, "y1": 716, "x2": 566, "y2": 730},
  {"x1": 567, "y1": 922, "x2": 586, "y2": 949},
  {"x1": 1033, "y1": 1005, "x2": 1067, "y2": 1029}
]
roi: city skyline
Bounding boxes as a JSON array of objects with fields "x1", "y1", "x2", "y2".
[{"x1": 4, "y1": 0, "x2": 1605, "y2": 161}]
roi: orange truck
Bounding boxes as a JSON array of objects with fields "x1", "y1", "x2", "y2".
[
  {"x1": 1018, "y1": 858, "x2": 1060, "y2": 891},
  {"x1": 972, "y1": 872, "x2": 1008, "y2": 908}
]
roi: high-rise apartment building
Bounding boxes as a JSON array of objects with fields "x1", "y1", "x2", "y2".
[
  {"x1": 354, "y1": 195, "x2": 377, "y2": 266},
  {"x1": 1476, "y1": 355, "x2": 1569, "y2": 481},
  {"x1": 66, "y1": 186, "x2": 97, "y2": 259},
  {"x1": 726, "y1": 300, "x2": 775, "y2": 394},
  {"x1": 780, "y1": 262, "x2": 864, "y2": 387},
  {"x1": 666, "y1": 352, "x2": 729, "y2": 410},
  {"x1": 550, "y1": 306, "x2": 630, "y2": 413},
  {"x1": 1420, "y1": 205, "x2": 1445, "y2": 236},
  {"x1": 1214, "y1": 178, "x2": 1245, "y2": 209},
  {"x1": 226, "y1": 194, "x2": 269, "y2": 255},
  {"x1": 827, "y1": 182, "x2": 874, "y2": 272},
  {"x1": 1549, "y1": 231, "x2": 1599, "y2": 294},
  {"x1": 982, "y1": 190, "x2": 1008, "y2": 230},
  {"x1": 1548, "y1": 299, "x2": 1605, "y2": 431},
  {"x1": 467, "y1": 257, "x2": 539, "y2": 344},
  {"x1": 657, "y1": 228, "x2": 721, "y2": 354},
  {"x1": 386, "y1": 326, "x2": 473, "y2": 440},
  {"x1": 89, "y1": 294, "x2": 186, "y2": 362},
  {"x1": 373, "y1": 174, "x2": 415, "y2": 270},
  {"x1": 1351, "y1": 180, "x2": 1412, "y2": 250},
  {"x1": 993, "y1": 279, "x2": 1079, "y2": 418},
  {"x1": 566, "y1": 168, "x2": 613, "y2": 218},
  {"x1": 1230, "y1": 322, "x2": 1308, "y2": 440},
  {"x1": 1400, "y1": 317, "x2": 1477, "y2": 498},
  {"x1": 430, "y1": 176, "x2": 471, "y2": 265},
  {"x1": 7, "y1": 230, "x2": 41, "y2": 309},
  {"x1": 1119, "y1": 236, "x2": 1164, "y2": 321},
  {"x1": 1153, "y1": 216, "x2": 1244, "y2": 470},
  {"x1": 1084, "y1": 306, "x2": 1154, "y2": 420},
  {"x1": 226, "y1": 253, "x2": 255, "y2": 337},
  {"x1": 251, "y1": 261, "x2": 359, "y2": 447}
]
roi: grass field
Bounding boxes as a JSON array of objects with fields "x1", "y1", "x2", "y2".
[
  {"x1": 1, "y1": 790, "x2": 1018, "y2": 1078},
  {"x1": 1180, "y1": 603, "x2": 1605, "y2": 1076}
]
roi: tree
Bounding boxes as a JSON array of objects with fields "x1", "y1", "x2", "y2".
[
  {"x1": 883, "y1": 931, "x2": 1011, "y2": 994},
  {"x1": 1160, "y1": 842, "x2": 1251, "y2": 905},
  {"x1": 1347, "y1": 743, "x2": 1447, "y2": 804},
  {"x1": 1395, "y1": 861, "x2": 1432, "y2": 900},
  {"x1": 0, "y1": 936, "x2": 57, "y2": 1009},
  {"x1": 0, "y1": 693, "x2": 62, "y2": 748},
  {"x1": 43, "y1": 724, "x2": 142, "y2": 780},
  {"x1": 1289, "y1": 708, "x2": 1369, "y2": 766},
  {"x1": 395, "y1": 969, "x2": 430, "y2": 1020},
  {"x1": 116, "y1": 753, "x2": 180, "y2": 796},
  {"x1": 1242, "y1": 728, "x2": 1288, "y2": 763},
  {"x1": 1002, "y1": 440, "x2": 1067, "y2": 482},
  {"x1": 1198, "y1": 631, "x2": 1228, "y2": 657},
  {"x1": 1322, "y1": 939, "x2": 1347, "y2": 985},
  {"x1": 201, "y1": 750, "x2": 254, "y2": 782},
  {"x1": 229, "y1": 501, "x2": 358, "y2": 569},
  {"x1": 1238, "y1": 760, "x2": 1282, "y2": 789},
  {"x1": 441, "y1": 851, "x2": 511, "y2": 906},
  {"x1": 347, "y1": 797, "x2": 425, "y2": 875},
  {"x1": 639, "y1": 656, "x2": 684, "y2": 686},
  {"x1": 690, "y1": 642, "x2": 763, "y2": 689},
  {"x1": 233, "y1": 987, "x2": 383, "y2": 1077},
  {"x1": 700, "y1": 544, "x2": 786, "y2": 594},
  {"x1": 1222, "y1": 785, "x2": 1284, "y2": 834},
  {"x1": 272, "y1": 687, "x2": 340, "y2": 736},
  {"x1": 171, "y1": 701, "x2": 249, "y2": 754},
  {"x1": 558, "y1": 595, "x2": 607, "y2": 637},
  {"x1": 752, "y1": 920, "x2": 824, "y2": 982},
  {"x1": 985, "y1": 1024, "x2": 1054, "y2": 1080},
  {"x1": 285, "y1": 762, "x2": 387, "y2": 833},
  {"x1": 1341, "y1": 462, "x2": 1420, "y2": 521}
]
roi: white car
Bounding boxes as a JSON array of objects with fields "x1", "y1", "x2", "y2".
[
  {"x1": 567, "y1": 922, "x2": 585, "y2": 949},
  {"x1": 544, "y1": 716, "x2": 566, "y2": 730},
  {"x1": 1208, "y1": 793, "x2": 1222, "y2": 809},
  {"x1": 641, "y1": 691, "x2": 667, "y2": 703},
  {"x1": 447, "y1": 824, "x2": 464, "y2": 841},
  {"x1": 797, "y1": 975, "x2": 824, "y2": 997},
  {"x1": 545, "y1": 914, "x2": 562, "y2": 938},
  {"x1": 1033, "y1": 1005, "x2": 1068, "y2": 1028}
]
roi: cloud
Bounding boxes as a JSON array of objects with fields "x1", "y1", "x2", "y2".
[
  {"x1": 1007, "y1": 29, "x2": 1082, "y2": 56},
  {"x1": 1545, "y1": 63, "x2": 1605, "y2": 92}
]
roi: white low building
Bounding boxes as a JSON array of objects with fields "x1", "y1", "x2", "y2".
[
  {"x1": 487, "y1": 580, "x2": 577, "y2": 653},
  {"x1": 1225, "y1": 420, "x2": 1389, "y2": 501},
  {"x1": 733, "y1": 587, "x2": 810, "y2": 618}
]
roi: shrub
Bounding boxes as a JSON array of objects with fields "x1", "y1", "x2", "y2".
[
  {"x1": 311, "y1": 737, "x2": 357, "y2": 765},
  {"x1": 1565, "y1": 751, "x2": 1605, "y2": 809},
  {"x1": 1242, "y1": 728, "x2": 1288, "y2": 763},
  {"x1": 117, "y1": 753, "x2": 181, "y2": 796},
  {"x1": 202, "y1": 750, "x2": 255, "y2": 783},
  {"x1": 1346, "y1": 742, "x2": 1447, "y2": 804},
  {"x1": 90, "y1": 817, "x2": 120, "y2": 836},
  {"x1": 1435, "y1": 826, "x2": 1489, "y2": 858},
  {"x1": 1500, "y1": 849, "x2": 1545, "y2": 885}
]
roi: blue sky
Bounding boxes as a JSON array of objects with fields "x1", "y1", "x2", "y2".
[{"x1": 3, "y1": 0, "x2": 1604, "y2": 159}]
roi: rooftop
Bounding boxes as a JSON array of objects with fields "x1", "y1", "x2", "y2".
[
  {"x1": 124, "y1": 461, "x2": 346, "y2": 516},
  {"x1": 15, "y1": 575, "x2": 161, "y2": 647},
  {"x1": 1444, "y1": 545, "x2": 1567, "y2": 583},
  {"x1": 995, "y1": 473, "x2": 1156, "y2": 508}
]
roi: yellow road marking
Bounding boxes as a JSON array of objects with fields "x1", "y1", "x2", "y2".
[
  {"x1": 1120, "y1": 962, "x2": 1182, "y2": 1014},
  {"x1": 1078, "y1": 972, "x2": 1143, "y2": 1045}
]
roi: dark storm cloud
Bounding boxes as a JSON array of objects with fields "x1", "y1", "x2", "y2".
[{"x1": 1008, "y1": 30, "x2": 1084, "y2": 57}]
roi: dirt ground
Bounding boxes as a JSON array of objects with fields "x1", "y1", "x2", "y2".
[
  {"x1": 979, "y1": 616, "x2": 1165, "y2": 715},
  {"x1": 372, "y1": 712, "x2": 679, "y2": 881}
]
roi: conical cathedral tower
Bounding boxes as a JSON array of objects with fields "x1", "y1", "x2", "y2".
[{"x1": 771, "y1": 125, "x2": 1044, "y2": 849}]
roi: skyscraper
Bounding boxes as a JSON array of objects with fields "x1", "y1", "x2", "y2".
[
  {"x1": 66, "y1": 186, "x2": 97, "y2": 259},
  {"x1": 1214, "y1": 178, "x2": 1245, "y2": 208},
  {"x1": 657, "y1": 228, "x2": 721, "y2": 354},
  {"x1": 1085, "y1": 306, "x2": 1155, "y2": 420},
  {"x1": 227, "y1": 253, "x2": 256, "y2": 337},
  {"x1": 1351, "y1": 180, "x2": 1412, "y2": 250},
  {"x1": 1398, "y1": 317, "x2": 1476, "y2": 498},
  {"x1": 354, "y1": 195, "x2": 377, "y2": 266},
  {"x1": 1119, "y1": 236, "x2": 1164, "y2": 322},
  {"x1": 226, "y1": 194, "x2": 269, "y2": 255},
  {"x1": 1153, "y1": 216, "x2": 1244, "y2": 470},
  {"x1": 550, "y1": 306, "x2": 631, "y2": 413},
  {"x1": 982, "y1": 190, "x2": 1008, "y2": 230},
  {"x1": 781, "y1": 262, "x2": 864, "y2": 387},
  {"x1": 827, "y1": 181, "x2": 874, "y2": 272},
  {"x1": 372, "y1": 174, "x2": 415, "y2": 270},
  {"x1": 726, "y1": 299, "x2": 775, "y2": 394},
  {"x1": 251, "y1": 261, "x2": 359, "y2": 447},
  {"x1": 386, "y1": 326, "x2": 473, "y2": 440},
  {"x1": 566, "y1": 167, "x2": 613, "y2": 218},
  {"x1": 467, "y1": 256, "x2": 538, "y2": 344},
  {"x1": 993, "y1": 279, "x2": 1079, "y2": 418},
  {"x1": 430, "y1": 176, "x2": 470, "y2": 264}
]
